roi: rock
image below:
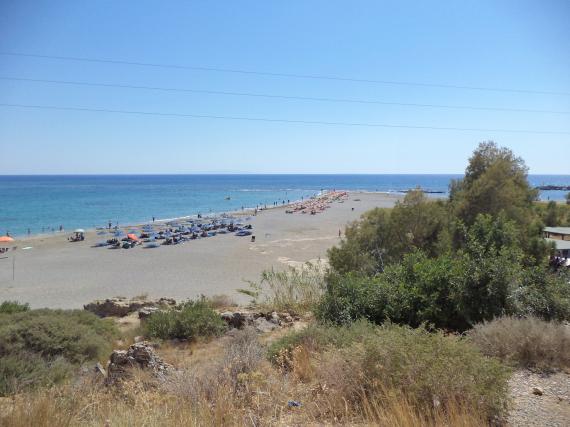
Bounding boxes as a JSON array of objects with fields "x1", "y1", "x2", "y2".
[
  {"x1": 94, "y1": 362, "x2": 107, "y2": 378},
  {"x1": 138, "y1": 306, "x2": 160, "y2": 320},
  {"x1": 84, "y1": 297, "x2": 152, "y2": 317},
  {"x1": 220, "y1": 311, "x2": 254, "y2": 328},
  {"x1": 532, "y1": 387, "x2": 544, "y2": 396},
  {"x1": 254, "y1": 317, "x2": 278, "y2": 333},
  {"x1": 84, "y1": 297, "x2": 177, "y2": 317},
  {"x1": 269, "y1": 311, "x2": 281, "y2": 325},
  {"x1": 107, "y1": 342, "x2": 172, "y2": 384},
  {"x1": 279, "y1": 312, "x2": 294, "y2": 323},
  {"x1": 157, "y1": 297, "x2": 177, "y2": 307}
]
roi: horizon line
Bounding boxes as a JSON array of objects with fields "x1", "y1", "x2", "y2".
[{"x1": 1, "y1": 172, "x2": 569, "y2": 177}]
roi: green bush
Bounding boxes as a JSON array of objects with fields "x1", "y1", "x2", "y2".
[
  {"x1": 0, "y1": 300, "x2": 30, "y2": 314},
  {"x1": 507, "y1": 268, "x2": 570, "y2": 320},
  {"x1": 0, "y1": 353, "x2": 72, "y2": 396},
  {"x1": 469, "y1": 316, "x2": 570, "y2": 371},
  {"x1": 270, "y1": 321, "x2": 510, "y2": 421},
  {"x1": 318, "y1": 216, "x2": 570, "y2": 331},
  {"x1": 328, "y1": 191, "x2": 450, "y2": 275},
  {"x1": 144, "y1": 298, "x2": 226, "y2": 341},
  {"x1": 0, "y1": 308, "x2": 117, "y2": 396},
  {"x1": 268, "y1": 319, "x2": 377, "y2": 362}
]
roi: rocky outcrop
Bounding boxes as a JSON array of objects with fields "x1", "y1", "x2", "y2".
[
  {"x1": 138, "y1": 306, "x2": 161, "y2": 320},
  {"x1": 84, "y1": 297, "x2": 176, "y2": 317},
  {"x1": 107, "y1": 342, "x2": 172, "y2": 384},
  {"x1": 220, "y1": 310, "x2": 298, "y2": 331}
]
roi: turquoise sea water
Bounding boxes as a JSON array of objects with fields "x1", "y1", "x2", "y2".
[{"x1": 1, "y1": 174, "x2": 569, "y2": 236}]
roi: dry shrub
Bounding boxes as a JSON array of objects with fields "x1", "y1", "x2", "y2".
[
  {"x1": 207, "y1": 294, "x2": 238, "y2": 309},
  {"x1": 271, "y1": 320, "x2": 510, "y2": 423},
  {"x1": 0, "y1": 324, "x2": 496, "y2": 426},
  {"x1": 239, "y1": 262, "x2": 326, "y2": 315},
  {"x1": 469, "y1": 315, "x2": 570, "y2": 370}
]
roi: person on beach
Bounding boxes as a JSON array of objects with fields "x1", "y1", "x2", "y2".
[
  {"x1": 27, "y1": 228, "x2": 31, "y2": 236},
  {"x1": 152, "y1": 217, "x2": 155, "y2": 222},
  {"x1": 338, "y1": 229, "x2": 342, "y2": 238},
  {"x1": 59, "y1": 225, "x2": 63, "y2": 232},
  {"x1": 108, "y1": 221, "x2": 112, "y2": 230}
]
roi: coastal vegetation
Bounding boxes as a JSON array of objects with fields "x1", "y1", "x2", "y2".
[
  {"x1": 325, "y1": 141, "x2": 570, "y2": 330},
  {"x1": 1, "y1": 142, "x2": 568, "y2": 425},
  {"x1": 144, "y1": 297, "x2": 227, "y2": 341},
  {"x1": 468, "y1": 316, "x2": 570, "y2": 371},
  {"x1": 0, "y1": 309, "x2": 117, "y2": 396},
  {"x1": 536, "y1": 199, "x2": 570, "y2": 226},
  {"x1": 269, "y1": 320, "x2": 510, "y2": 421},
  {"x1": 238, "y1": 262, "x2": 326, "y2": 314}
]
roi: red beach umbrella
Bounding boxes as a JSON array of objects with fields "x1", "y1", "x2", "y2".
[
  {"x1": 0, "y1": 236, "x2": 14, "y2": 242},
  {"x1": 126, "y1": 233, "x2": 139, "y2": 241}
]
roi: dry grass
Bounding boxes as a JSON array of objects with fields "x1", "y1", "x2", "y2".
[
  {"x1": 0, "y1": 377, "x2": 487, "y2": 427},
  {"x1": 0, "y1": 324, "x2": 495, "y2": 427},
  {"x1": 206, "y1": 294, "x2": 238, "y2": 309},
  {"x1": 469, "y1": 316, "x2": 570, "y2": 371},
  {"x1": 239, "y1": 262, "x2": 327, "y2": 315}
]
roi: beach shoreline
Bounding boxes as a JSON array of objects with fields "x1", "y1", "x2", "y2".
[
  {"x1": 9, "y1": 189, "x2": 397, "y2": 246},
  {"x1": 0, "y1": 191, "x2": 404, "y2": 309}
]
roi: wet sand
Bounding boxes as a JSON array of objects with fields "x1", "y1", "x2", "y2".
[{"x1": 0, "y1": 192, "x2": 402, "y2": 309}]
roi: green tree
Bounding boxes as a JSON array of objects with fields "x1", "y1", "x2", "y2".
[
  {"x1": 450, "y1": 141, "x2": 537, "y2": 226},
  {"x1": 543, "y1": 201, "x2": 559, "y2": 226},
  {"x1": 328, "y1": 190, "x2": 450, "y2": 274},
  {"x1": 453, "y1": 214, "x2": 522, "y2": 326},
  {"x1": 450, "y1": 142, "x2": 547, "y2": 264}
]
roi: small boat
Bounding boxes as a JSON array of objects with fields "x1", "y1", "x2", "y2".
[{"x1": 225, "y1": 196, "x2": 231, "y2": 200}]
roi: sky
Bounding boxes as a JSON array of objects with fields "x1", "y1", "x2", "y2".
[{"x1": 0, "y1": 0, "x2": 569, "y2": 175}]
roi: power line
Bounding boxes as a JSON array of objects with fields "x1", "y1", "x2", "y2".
[
  {"x1": 1, "y1": 51, "x2": 568, "y2": 97},
  {"x1": 1, "y1": 102, "x2": 568, "y2": 135},
  {"x1": 2, "y1": 76, "x2": 568, "y2": 115}
]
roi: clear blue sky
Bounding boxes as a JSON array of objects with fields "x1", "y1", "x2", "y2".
[{"x1": 0, "y1": 0, "x2": 569, "y2": 174}]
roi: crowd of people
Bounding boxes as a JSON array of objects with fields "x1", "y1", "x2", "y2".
[{"x1": 285, "y1": 190, "x2": 349, "y2": 215}]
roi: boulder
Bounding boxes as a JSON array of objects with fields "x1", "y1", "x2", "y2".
[
  {"x1": 84, "y1": 297, "x2": 177, "y2": 317},
  {"x1": 269, "y1": 311, "x2": 281, "y2": 325},
  {"x1": 254, "y1": 317, "x2": 278, "y2": 333},
  {"x1": 532, "y1": 387, "x2": 544, "y2": 396},
  {"x1": 107, "y1": 342, "x2": 172, "y2": 384},
  {"x1": 279, "y1": 312, "x2": 295, "y2": 324},
  {"x1": 220, "y1": 311, "x2": 255, "y2": 328}
]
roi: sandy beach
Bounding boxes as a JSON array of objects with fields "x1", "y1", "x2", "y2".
[{"x1": 0, "y1": 192, "x2": 402, "y2": 309}]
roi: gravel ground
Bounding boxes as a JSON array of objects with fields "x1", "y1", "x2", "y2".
[{"x1": 508, "y1": 370, "x2": 570, "y2": 426}]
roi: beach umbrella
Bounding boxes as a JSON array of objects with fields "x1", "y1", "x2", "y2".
[
  {"x1": 0, "y1": 236, "x2": 14, "y2": 242},
  {"x1": 127, "y1": 233, "x2": 139, "y2": 241}
]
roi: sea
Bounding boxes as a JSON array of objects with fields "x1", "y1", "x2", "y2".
[{"x1": 1, "y1": 174, "x2": 569, "y2": 237}]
